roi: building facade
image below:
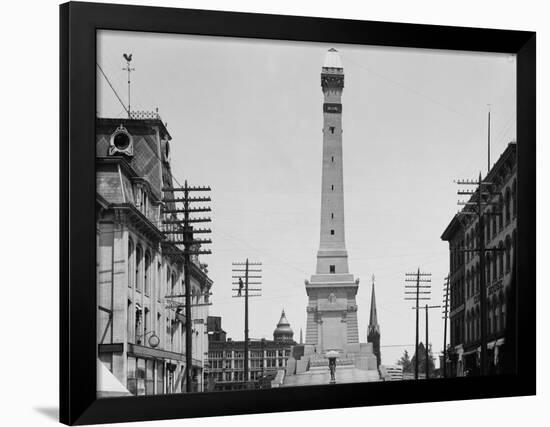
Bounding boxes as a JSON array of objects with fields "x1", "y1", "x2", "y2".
[
  {"x1": 96, "y1": 115, "x2": 213, "y2": 396},
  {"x1": 207, "y1": 311, "x2": 295, "y2": 391},
  {"x1": 441, "y1": 142, "x2": 517, "y2": 377}
]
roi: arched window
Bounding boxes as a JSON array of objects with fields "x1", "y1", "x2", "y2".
[
  {"x1": 492, "y1": 206, "x2": 497, "y2": 237},
  {"x1": 474, "y1": 263, "x2": 479, "y2": 294},
  {"x1": 466, "y1": 310, "x2": 471, "y2": 342},
  {"x1": 144, "y1": 251, "x2": 151, "y2": 296},
  {"x1": 499, "y1": 291, "x2": 506, "y2": 331},
  {"x1": 493, "y1": 294, "x2": 500, "y2": 332},
  {"x1": 512, "y1": 229, "x2": 517, "y2": 269},
  {"x1": 127, "y1": 299, "x2": 133, "y2": 342},
  {"x1": 475, "y1": 306, "x2": 480, "y2": 340},
  {"x1": 487, "y1": 299, "x2": 493, "y2": 335},
  {"x1": 505, "y1": 236, "x2": 511, "y2": 273},
  {"x1": 505, "y1": 188, "x2": 511, "y2": 224},
  {"x1": 477, "y1": 306, "x2": 481, "y2": 340},
  {"x1": 135, "y1": 303, "x2": 143, "y2": 344},
  {"x1": 498, "y1": 194, "x2": 504, "y2": 231},
  {"x1": 157, "y1": 262, "x2": 162, "y2": 301},
  {"x1": 171, "y1": 272, "x2": 177, "y2": 294},
  {"x1": 485, "y1": 253, "x2": 491, "y2": 285},
  {"x1": 166, "y1": 267, "x2": 171, "y2": 296},
  {"x1": 512, "y1": 179, "x2": 517, "y2": 219},
  {"x1": 498, "y1": 241, "x2": 504, "y2": 277},
  {"x1": 128, "y1": 239, "x2": 135, "y2": 288},
  {"x1": 136, "y1": 245, "x2": 143, "y2": 292},
  {"x1": 493, "y1": 295, "x2": 502, "y2": 332}
]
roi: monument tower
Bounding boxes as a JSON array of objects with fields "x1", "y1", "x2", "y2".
[{"x1": 305, "y1": 48, "x2": 360, "y2": 352}]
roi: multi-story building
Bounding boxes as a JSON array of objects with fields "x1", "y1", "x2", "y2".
[
  {"x1": 96, "y1": 113, "x2": 213, "y2": 396},
  {"x1": 207, "y1": 311, "x2": 296, "y2": 391},
  {"x1": 441, "y1": 142, "x2": 517, "y2": 377}
]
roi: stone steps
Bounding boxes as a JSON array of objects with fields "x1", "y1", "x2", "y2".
[{"x1": 282, "y1": 367, "x2": 380, "y2": 387}]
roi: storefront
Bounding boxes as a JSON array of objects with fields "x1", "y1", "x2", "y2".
[{"x1": 127, "y1": 344, "x2": 188, "y2": 395}]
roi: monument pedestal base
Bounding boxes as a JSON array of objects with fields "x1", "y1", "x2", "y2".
[{"x1": 283, "y1": 344, "x2": 380, "y2": 386}]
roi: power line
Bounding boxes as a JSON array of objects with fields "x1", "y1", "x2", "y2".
[
  {"x1": 97, "y1": 62, "x2": 129, "y2": 116},
  {"x1": 344, "y1": 55, "x2": 474, "y2": 122}
]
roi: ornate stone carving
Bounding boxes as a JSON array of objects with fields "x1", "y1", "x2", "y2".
[{"x1": 321, "y1": 74, "x2": 344, "y2": 91}]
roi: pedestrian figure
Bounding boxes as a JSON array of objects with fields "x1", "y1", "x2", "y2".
[
  {"x1": 328, "y1": 357, "x2": 336, "y2": 384},
  {"x1": 238, "y1": 277, "x2": 244, "y2": 296}
]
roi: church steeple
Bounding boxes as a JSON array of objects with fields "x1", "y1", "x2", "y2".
[
  {"x1": 367, "y1": 275, "x2": 381, "y2": 367},
  {"x1": 369, "y1": 276, "x2": 379, "y2": 329}
]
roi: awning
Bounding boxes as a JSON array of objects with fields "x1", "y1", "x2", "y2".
[{"x1": 97, "y1": 360, "x2": 132, "y2": 398}]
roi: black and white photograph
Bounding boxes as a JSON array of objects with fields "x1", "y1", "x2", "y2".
[
  {"x1": 95, "y1": 30, "x2": 518, "y2": 396},
  {"x1": 2, "y1": 0, "x2": 545, "y2": 426}
]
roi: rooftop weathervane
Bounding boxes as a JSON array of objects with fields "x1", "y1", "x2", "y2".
[{"x1": 122, "y1": 53, "x2": 134, "y2": 117}]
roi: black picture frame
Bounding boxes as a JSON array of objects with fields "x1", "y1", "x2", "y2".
[{"x1": 60, "y1": 1, "x2": 536, "y2": 425}]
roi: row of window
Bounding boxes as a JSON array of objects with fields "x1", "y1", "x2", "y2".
[
  {"x1": 127, "y1": 357, "x2": 201, "y2": 395},
  {"x1": 209, "y1": 350, "x2": 290, "y2": 359},
  {"x1": 209, "y1": 358, "x2": 286, "y2": 370},
  {"x1": 464, "y1": 295, "x2": 506, "y2": 343},
  {"x1": 451, "y1": 291, "x2": 507, "y2": 346},
  {"x1": 127, "y1": 239, "x2": 155, "y2": 297},
  {"x1": 450, "y1": 179, "x2": 516, "y2": 273},
  {"x1": 128, "y1": 237, "x2": 205, "y2": 299},
  {"x1": 212, "y1": 370, "x2": 265, "y2": 383},
  {"x1": 127, "y1": 356, "x2": 164, "y2": 396},
  {"x1": 465, "y1": 233, "x2": 515, "y2": 300},
  {"x1": 450, "y1": 231, "x2": 515, "y2": 309},
  {"x1": 127, "y1": 298, "x2": 187, "y2": 353}
]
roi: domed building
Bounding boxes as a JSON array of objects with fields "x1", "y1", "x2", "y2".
[
  {"x1": 273, "y1": 310, "x2": 294, "y2": 343},
  {"x1": 207, "y1": 311, "x2": 297, "y2": 391}
]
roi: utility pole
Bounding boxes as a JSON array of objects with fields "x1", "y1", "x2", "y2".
[
  {"x1": 232, "y1": 259, "x2": 262, "y2": 388},
  {"x1": 423, "y1": 304, "x2": 441, "y2": 379},
  {"x1": 455, "y1": 174, "x2": 503, "y2": 376},
  {"x1": 122, "y1": 53, "x2": 135, "y2": 117},
  {"x1": 442, "y1": 275, "x2": 450, "y2": 378},
  {"x1": 162, "y1": 181, "x2": 212, "y2": 392},
  {"x1": 405, "y1": 269, "x2": 431, "y2": 380}
]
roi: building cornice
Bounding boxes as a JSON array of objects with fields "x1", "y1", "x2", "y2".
[{"x1": 100, "y1": 201, "x2": 164, "y2": 242}]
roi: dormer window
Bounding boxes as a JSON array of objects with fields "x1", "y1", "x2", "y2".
[
  {"x1": 109, "y1": 124, "x2": 134, "y2": 156},
  {"x1": 329, "y1": 126, "x2": 335, "y2": 134},
  {"x1": 142, "y1": 190, "x2": 148, "y2": 215},
  {"x1": 114, "y1": 132, "x2": 130, "y2": 150},
  {"x1": 136, "y1": 186, "x2": 148, "y2": 215}
]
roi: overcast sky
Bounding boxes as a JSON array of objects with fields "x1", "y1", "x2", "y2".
[{"x1": 97, "y1": 30, "x2": 516, "y2": 367}]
